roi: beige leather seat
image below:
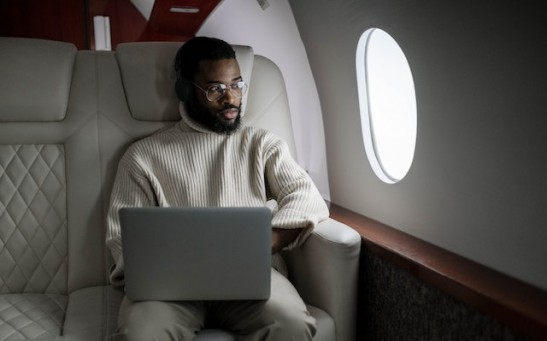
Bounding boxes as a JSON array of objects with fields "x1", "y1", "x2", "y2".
[{"x1": 0, "y1": 37, "x2": 360, "y2": 341}]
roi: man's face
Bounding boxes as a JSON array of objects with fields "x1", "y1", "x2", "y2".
[{"x1": 189, "y1": 58, "x2": 243, "y2": 134}]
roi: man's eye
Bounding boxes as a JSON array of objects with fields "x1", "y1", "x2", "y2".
[{"x1": 209, "y1": 85, "x2": 224, "y2": 93}]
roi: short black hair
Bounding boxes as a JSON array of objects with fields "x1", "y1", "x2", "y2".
[{"x1": 174, "y1": 36, "x2": 236, "y2": 80}]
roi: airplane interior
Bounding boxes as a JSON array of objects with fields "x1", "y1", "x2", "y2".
[{"x1": 1, "y1": 0, "x2": 546, "y2": 340}]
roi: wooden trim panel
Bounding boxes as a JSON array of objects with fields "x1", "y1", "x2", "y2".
[{"x1": 329, "y1": 204, "x2": 547, "y2": 339}]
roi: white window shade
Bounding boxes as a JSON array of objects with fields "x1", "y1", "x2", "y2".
[{"x1": 356, "y1": 28, "x2": 417, "y2": 183}]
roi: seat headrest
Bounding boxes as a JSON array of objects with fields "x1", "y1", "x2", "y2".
[
  {"x1": 115, "y1": 42, "x2": 254, "y2": 121},
  {"x1": 0, "y1": 38, "x2": 76, "y2": 122}
]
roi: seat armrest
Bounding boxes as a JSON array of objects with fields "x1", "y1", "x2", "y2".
[
  {"x1": 63, "y1": 286, "x2": 124, "y2": 340},
  {"x1": 283, "y1": 218, "x2": 361, "y2": 341}
]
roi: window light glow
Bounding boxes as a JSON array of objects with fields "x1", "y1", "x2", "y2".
[{"x1": 356, "y1": 28, "x2": 417, "y2": 183}]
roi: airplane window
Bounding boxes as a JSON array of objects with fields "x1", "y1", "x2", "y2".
[{"x1": 356, "y1": 28, "x2": 417, "y2": 184}]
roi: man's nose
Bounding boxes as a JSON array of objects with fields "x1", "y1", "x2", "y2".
[{"x1": 221, "y1": 88, "x2": 237, "y2": 105}]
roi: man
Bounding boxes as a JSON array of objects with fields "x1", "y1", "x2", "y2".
[{"x1": 106, "y1": 36, "x2": 329, "y2": 340}]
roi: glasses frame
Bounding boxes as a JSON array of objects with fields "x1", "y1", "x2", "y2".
[{"x1": 192, "y1": 81, "x2": 248, "y2": 102}]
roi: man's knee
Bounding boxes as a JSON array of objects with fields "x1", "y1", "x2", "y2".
[
  {"x1": 254, "y1": 270, "x2": 316, "y2": 340},
  {"x1": 269, "y1": 305, "x2": 316, "y2": 340},
  {"x1": 115, "y1": 299, "x2": 203, "y2": 341},
  {"x1": 115, "y1": 323, "x2": 181, "y2": 341},
  {"x1": 245, "y1": 299, "x2": 316, "y2": 340}
]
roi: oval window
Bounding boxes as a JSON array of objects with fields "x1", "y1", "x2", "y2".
[{"x1": 356, "y1": 28, "x2": 417, "y2": 183}]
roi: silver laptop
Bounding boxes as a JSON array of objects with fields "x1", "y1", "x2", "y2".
[{"x1": 119, "y1": 206, "x2": 272, "y2": 301}]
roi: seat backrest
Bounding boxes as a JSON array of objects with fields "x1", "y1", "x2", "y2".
[
  {"x1": 113, "y1": 41, "x2": 297, "y2": 155},
  {"x1": 0, "y1": 38, "x2": 75, "y2": 294}
]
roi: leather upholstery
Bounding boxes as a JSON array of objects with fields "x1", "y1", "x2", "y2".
[
  {"x1": 62, "y1": 286, "x2": 124, "y2": 340},
  {"x1": 0, "y1": 37, "x2": 360, "y2": 341},
  {"x1": 0, "y1": 145, "x2": 67, "y2": 294},
  {"x1": 284, "y1": 218, "x2": 361, "y2": 341},
  {"x1": 0, "y1": 37, "x2": 75, "y2": 122},
  {"x1": 115, "y1": 42, "x2": 254, "y2": 122},
  {"x1": 0, "y1": 294, "x2": 66, "y2": 340}
]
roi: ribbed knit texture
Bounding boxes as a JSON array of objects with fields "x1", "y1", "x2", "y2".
[{"x1": 106, "y1": 108, "x2": 329, "y2": 286}]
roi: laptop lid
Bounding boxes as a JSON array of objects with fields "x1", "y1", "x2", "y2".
[{"x1": 120, "y1": 206, "x2": 272, "y2": 301}]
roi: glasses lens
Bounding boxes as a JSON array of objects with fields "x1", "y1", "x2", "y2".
[
  {"x1": 206, "y1": 84, "x2": 226, "y2": 101},
  {"x1": 206, "y1": 82, "x2": 248, "y2": 101},
  {"x1": 235, "y1": 81, "x2": 248, "y2": 97}
]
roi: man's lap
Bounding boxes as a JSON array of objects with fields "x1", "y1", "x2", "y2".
[{"x1": 112, "y1": 269, "x2": 316, "y2": 341}]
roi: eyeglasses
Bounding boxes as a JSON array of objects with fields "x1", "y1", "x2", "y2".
[{"x1": 193, "y1": 81, "x2": 248, "y2": 102}]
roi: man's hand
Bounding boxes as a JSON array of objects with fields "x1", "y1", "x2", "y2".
[{"x1": 271, "y1": 227, "x2": 303, "y2": 254}]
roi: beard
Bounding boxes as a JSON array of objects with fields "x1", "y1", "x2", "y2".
[{"x1": 186, "y1": 100, "x2": 242, "y2": 135}]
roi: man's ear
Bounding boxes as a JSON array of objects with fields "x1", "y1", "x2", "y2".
[{"x1": 175, "y1": 78, "x2": 194, "y2": 102}]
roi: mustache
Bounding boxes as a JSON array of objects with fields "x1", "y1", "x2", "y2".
[{"x1": 217, "y1": 104, "x2": 240, "y2": 112}]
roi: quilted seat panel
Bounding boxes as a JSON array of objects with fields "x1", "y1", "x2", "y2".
[
  {"x1": 0, "y1": 293, "x2": 66, "y2": 340},
  {"x1": 0, "y1": 145, "x2": 67, "y2": 294}
]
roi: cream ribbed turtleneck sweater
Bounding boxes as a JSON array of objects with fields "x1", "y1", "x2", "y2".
[{"x1": 106, "y1": 107, "x2": 329, "y2": 286}]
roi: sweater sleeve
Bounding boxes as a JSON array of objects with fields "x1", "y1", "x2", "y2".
[
  {"x1": 264, "y1": 136, "x2": 329, "y2": 250},
  {"x1": 105, "y1": 150, "x2": 157, "y2": 287}
]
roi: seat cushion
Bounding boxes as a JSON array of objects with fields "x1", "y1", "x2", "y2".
[
  {"x1": 62, "y1": 286, "x2": 124, "y2": 341},
  {"x1": 0, "y1": 293, "x2": 66, "y2": 340},
  {"x1": 0, "y1": 292, "x2": 335, "y2": 340}
]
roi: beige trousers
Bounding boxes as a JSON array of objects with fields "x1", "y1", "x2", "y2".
[{"x1": 111, "y1": 269, "x2": 316, "y2": 341}]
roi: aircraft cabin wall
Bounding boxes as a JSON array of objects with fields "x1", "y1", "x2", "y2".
[{"x1": 289, "y1": 0, "x2": 547, "y2": 291}]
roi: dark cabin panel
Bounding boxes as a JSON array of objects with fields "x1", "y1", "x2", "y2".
[
  {"x1": 0, "y1": 0, "x2": 219, "y2": 50},
  {"x1": 0, "y1": 0, "x2": 88, "y2": 49}
]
